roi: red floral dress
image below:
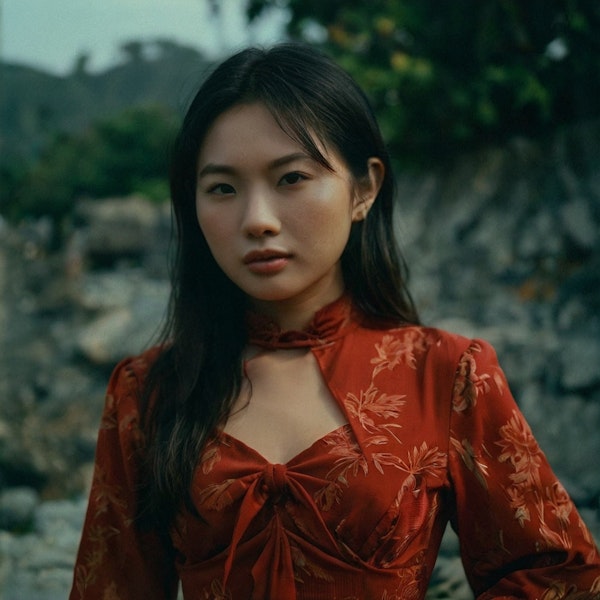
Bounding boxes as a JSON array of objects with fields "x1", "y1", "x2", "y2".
[{"x1": 70, "y1": 296, "x2": 600, "y2": 599}]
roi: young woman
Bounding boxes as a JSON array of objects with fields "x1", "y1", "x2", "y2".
[{"x1": 70, "y1": 43, "x2": 600, "y2": 600}]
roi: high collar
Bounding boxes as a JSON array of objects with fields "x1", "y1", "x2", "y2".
[{"x1": 246, "y1": 295, "x2": 356, "y2": 350}]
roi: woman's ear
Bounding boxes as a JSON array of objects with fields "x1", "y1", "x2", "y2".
[{"x1": 352, "y1": 157, "x2": 385, "y2": 222}]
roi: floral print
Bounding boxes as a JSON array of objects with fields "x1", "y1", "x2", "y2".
[
  {"x1": 451, "y1": 341, "x2": 505, "y2": 413},
  {"x1": 70, "y1": 298, "x2": 600, "y2": 599},
  {"x1": 370, "y1": 329, "x2": 432, "y2": 374},
  {"x1": 314, "y1": 425, "x2": 367, "y2": 511}
]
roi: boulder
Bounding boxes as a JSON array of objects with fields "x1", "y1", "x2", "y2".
[{"x1": 74, "y1": 195, "x2": 168, "y2": 265}]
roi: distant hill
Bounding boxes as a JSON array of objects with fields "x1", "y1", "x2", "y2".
[{"x1": 0, "y1": 39, "x2": 213, "y2": 166}]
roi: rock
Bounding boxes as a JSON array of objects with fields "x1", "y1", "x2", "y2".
[
  {"x1": 559, "y1": 332, "x2": 600, "y2": 391},
  {"x1": 580, "y1": 508, "x2": 600, "y2": 546},
  {"x1": 0, "y1": 487, "x2": 40, "y2": 531},
  {"x1": 426, "y1": 555, "x2": 471, "y2": 600},
  {"x1": 34, "y1": 498, "x2": 87, "y2": 541},
  {"x1": 518, "y1": 386, "x2": 600, "y2": 503},
  {"x1": 76, "y1": 274, "x2": 169, "y2": 365},
  {"x1": 0, "y1": 497, "x2": 87, "y2": 600},
  {"x1": 556, "y1": 258, "x2": 600, "y2": 330},
  {"x1": 75, "y1": 195, "x2": 165, "y2": 265},
  {"x1": 76, "y1": 270, "x2": 143, "y2": 311},
  {"x1": 561, "y1": 198, "x2": 598, "y2": 251}
]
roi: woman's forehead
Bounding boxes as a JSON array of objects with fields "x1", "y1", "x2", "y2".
[{"x1": 197, "y1": 102, "x2": 337, "y2": 171}]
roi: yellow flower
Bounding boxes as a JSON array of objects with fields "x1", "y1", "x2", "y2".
[
  {"x1": 328, "y1": 25, "x2": 350, "y2": 46},
  {"x1": 391, "y1": 51, "x2": 410, "y2": 72},
  {"x1": 375, "y1": 17, "x2": 395, "y2": 37}
]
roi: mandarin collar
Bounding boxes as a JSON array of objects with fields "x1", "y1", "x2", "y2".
[{"x1": 246, "y1": 295, "x2": 356, "y2": 349}]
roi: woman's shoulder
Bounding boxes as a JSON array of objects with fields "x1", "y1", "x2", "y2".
[
  {"x1": 108, "y1": 345, "x2": 163, "y2": 389},
  {"x1": 356, "y1": 320, "x2": 500, "y2": 373},
  {"x1": 102, "y1": 345, "x2": 165, "y2": 419},
  {"x1": 361, "y1": 320, "x2": 476, "y2": 352}
]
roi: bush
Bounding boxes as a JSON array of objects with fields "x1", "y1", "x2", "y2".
[
  {"x1": 249, "y1": 0, "x2": 600, "y2": 162},
  {"x1": 2, "y1": 105, "x2": 178, "y2": 224}
]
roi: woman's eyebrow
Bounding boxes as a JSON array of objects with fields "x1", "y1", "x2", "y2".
[
  {"x1": 198, "y1": 153, "x2": 312, "y2": 180},
  {"x1": 268, "y1": 152, "x2": 312, "y2": 170},
  {"x1": 197, "y1": 163, "x2": 236, "y2": 179}
]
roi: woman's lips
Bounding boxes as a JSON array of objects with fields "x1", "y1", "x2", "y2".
[{"x1": 243, "y1": 250, "x2": 291, "y2": 274}]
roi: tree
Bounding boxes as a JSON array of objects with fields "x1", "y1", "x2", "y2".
[
  {"x1": 6, "y1": 105, "x2": 178, "y2": 226},
  {"x1": 248, "y1": 0, "x2": 600, "y2": 162},
  {"x1": 121, "y1": 40, "x2": 145, "y2": 63},
  {"x1": 71, "y1": 52, "x2": 91, "y2": 78}
]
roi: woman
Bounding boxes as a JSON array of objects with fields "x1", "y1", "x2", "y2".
[{"x1": 70, "y1": 43, "x2": 600, "y2": 600}]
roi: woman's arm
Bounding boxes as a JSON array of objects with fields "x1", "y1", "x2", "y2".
[
  {"x1": 69, "y1": 354, "x2": 179, "y2": 600},
  {"x1": 448, "y1": 339, "x2": 600, "y2": 599}
]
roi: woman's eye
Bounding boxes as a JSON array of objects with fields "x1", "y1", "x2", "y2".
[
  {"x1": 279, "y1": 172, "x2": 307, "y2": 186},
  {"x1": 207, "y1": 183, "x2": 235, "y2": 195}
]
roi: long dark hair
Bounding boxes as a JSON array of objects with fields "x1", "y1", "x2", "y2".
[{"x1": 139, "y1": 43, "x2": 419, "y2": 527}]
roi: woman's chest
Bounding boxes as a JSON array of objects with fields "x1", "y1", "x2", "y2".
[
  {"x1": 175, "y1": 409, "x2": 451, "y2": 570},
  {"x1": 222, "y1": 347, "x2": 349, "y2": 465}
]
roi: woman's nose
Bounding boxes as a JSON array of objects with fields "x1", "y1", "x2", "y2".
[{"x1": 241, "y1": 191, "x2": 281, "y2": 238}]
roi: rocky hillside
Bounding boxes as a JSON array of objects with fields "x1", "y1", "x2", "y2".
[{"x1": 0, "y1": 119, "x2": 599, "y2": 599}]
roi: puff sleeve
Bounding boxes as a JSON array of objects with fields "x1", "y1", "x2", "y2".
[
  {"x1": 69, "y1": 353, "x2": 179, "y2": 600},
  {"x1": 448, "y1": 339, "x2": 600, "y2": 599}
]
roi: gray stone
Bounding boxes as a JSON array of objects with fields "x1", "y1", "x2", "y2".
[
  {"x1": 34, "y1": 498, "x2": 87, "y2": 538},
  {"x1": 560, "y1": 333, "x2": 600, "y2": 390},
  {"x1": 0, "y1": 498, "x2": 87, "y2": 600},
  {"x1": 427, "y1": 555, "x2": 471, "y2": 600},
  {"x1": 520, "y1": 388, "x2": 600, "y2": 502},
  {"x1": 0, "y1": 487, "x2": 40, "y2": 531},
  {"x1": 76, "y1": 195, "x2": 161, "y2": 260},
  {"x1": 76, "y1": 275, "x2": 169, "y2": 365},
  {"x1": 561, "y1": 198, "x2": 598, "y2": 250}
]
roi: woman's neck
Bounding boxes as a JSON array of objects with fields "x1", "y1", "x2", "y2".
[{"x1": 249, "y1": 290, "x2": 345, "y2": 332}]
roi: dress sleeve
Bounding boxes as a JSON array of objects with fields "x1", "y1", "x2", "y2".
[
  {"x1": 69, "y1": 354, "x2": 179, "y2": 600},
  {"x1": 447, "y1": 339, "x2": 600, "y2": 599}
]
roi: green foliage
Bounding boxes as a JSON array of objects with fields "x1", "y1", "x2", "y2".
[
  {"x1": 0, "y1": 159, "x2": 29, "y2": 221},
  {"x1": 0, "y1": 39, "x2": 216, "y2": 224},
  {"x1": 248, "y1": 0, "x2": 600, "y2": 162},
  {"x1": 2, "y1": 106, "x2": 178, "y2": 223}
]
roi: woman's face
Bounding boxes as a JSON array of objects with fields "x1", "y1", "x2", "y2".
[{"x1": 195, "y1": 102, "x2": 378, "y2": 324}]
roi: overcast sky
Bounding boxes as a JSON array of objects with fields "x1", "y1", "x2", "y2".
[{"x1": 1, "y1": 0, "x2": 288, "y2": 75}]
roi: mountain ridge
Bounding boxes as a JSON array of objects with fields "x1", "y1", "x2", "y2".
[{"x1": 0, "y1": 39, "x2": 213, "y2": 165}]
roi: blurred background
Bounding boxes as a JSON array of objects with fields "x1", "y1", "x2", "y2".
[{"x1": 1, "y1": 1, "x2": 599, "y2": 598}]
